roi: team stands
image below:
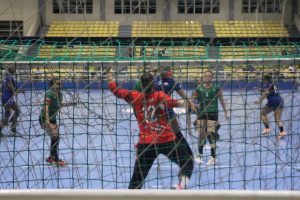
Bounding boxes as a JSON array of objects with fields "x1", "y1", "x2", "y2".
[
  {"x1": 126, "y1": 65, "x2": 209, "y2": 81},
  {"x1": 222, "y1": 65, "x2": 299, "y2": 81},
  {"x1": 46, "y1": 21, "x2": 119, "y2": 37},
  {"x1": 30, "y1": 65, "x2": 97, "y2": 82},
  {"x1": 214, "y1": 21, "x2": 289, "y2": 37},
  {"x1": 37, "y1": 44, "x2": 116, "y2": 59},
  {"x1": 219, "y1": 45, "x2": 299, "y2": 59},
  {"x1": 131, "y1": 21, "x2": 203, "y2": 38},
  {"x1": 134, "y1": 46, "x2": 207, "y2": 59}
]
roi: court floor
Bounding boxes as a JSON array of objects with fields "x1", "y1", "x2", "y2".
[{"x1": 0, "y1": 89, "x2": 299, "y2": 189}]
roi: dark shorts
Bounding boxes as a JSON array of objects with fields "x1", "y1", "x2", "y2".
[
  {"x1": 197, "y1": 112, "x2": 218, "y2": 121},
  {"x1": 262, "y1": 104, "x2": 283, "y2": 115},
  {"x1": 39, "y1": 117, "x2": 57, "y2": 128}
]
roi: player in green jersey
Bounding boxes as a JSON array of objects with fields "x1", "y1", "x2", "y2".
[
  {"x1": 39, "y1": 78, "x2": 74, "y2": 166},
  {"x1": 193, "y1": 70, "x2": 229, "y2": 165}
]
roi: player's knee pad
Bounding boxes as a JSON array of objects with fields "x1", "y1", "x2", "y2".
[
  {"x1": 199, "y1": 138, "x2": 206, "y2": 146},
  {"x1": 208, "y1": 133, "x2": 217, "y2": 144},
  {"x1": 51, "y1": 135, "x2": 60, "y2": 143},
  {"x1": 216, "y1": 123, "x2": 221, "y2": 131}
]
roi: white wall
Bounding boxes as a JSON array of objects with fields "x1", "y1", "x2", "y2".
[
  {"x1": 295, "y1": 0, "x2": 300, "y2": 31},
  {"x1": 104, "y1": 0, "x2": 230, "y2": 26},
  {"x1": 105, "y1": 0, "x2": 165, "y2": 25},
  {"x1": 0, "y1": 0, "x2": 23, "y2": 20},
  {"x1": 45, "y1": 0, "x2": 101, "y2": 25},
  {"x1": 234, "y1": 0, "x2": 292, "y2": 24},
  {"x1": 23, "y1": 0, "x2": 40, "y2": 36},
  {"x1": 0, "y1": 0, "x2": 40, "y2": 36},
  {"x1": 169, "y1": 0, "x2": 229, "y2": 25},
  {"x1": 0, "y1": 0, "x2": 296, "y2": 33}
]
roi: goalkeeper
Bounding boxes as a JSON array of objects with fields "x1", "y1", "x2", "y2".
[
  {"x1": 107, "y1": 68, "x2": 194, "y2": 189},
  {"x1": 134, "y1": 66, "x2": 196, "y2": 156}
]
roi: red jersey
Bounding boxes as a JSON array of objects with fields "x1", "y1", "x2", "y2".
[{"x1": 109, "y1": 82, "x2": 180, "y2": 144}]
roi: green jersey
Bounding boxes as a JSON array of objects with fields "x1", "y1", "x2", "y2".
[
  {"x1": 40, "y1": 89, "x2": 62, "y2": 123},
  {"x1": 134, "y1": 81, "x2": 143, "y2": 92},
  {"x1": 194, "y1": 84, "x2": 221, "y2": 114}
]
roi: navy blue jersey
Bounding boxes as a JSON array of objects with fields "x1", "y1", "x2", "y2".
[
  {"x1": 154, "y1": 76, "x2": 183, "y2": 119},
  {"x1": 2, "y1": 74, "x2": 16, "y2": 104},
  {"x1": 263, "y1": 82, "x2": 284, "y2": 107},
  {"x1": 154, "y1": 77, "x2": 182, "y2": 95}
]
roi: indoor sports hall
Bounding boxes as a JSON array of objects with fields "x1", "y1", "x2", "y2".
[{"x1": 0, "y1": 0, "x2": 300, "y2": 199}]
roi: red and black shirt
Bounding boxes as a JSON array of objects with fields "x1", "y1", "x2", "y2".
[{"x1": 109, "y1": 82, "x2": 180, "y2": 144}]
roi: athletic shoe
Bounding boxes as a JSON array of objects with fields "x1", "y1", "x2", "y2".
[
  {"x1": 46, "y1": 157, "x2": 56, "y2": 164},
  {"x1": 10, "y1": 128, "x2": 17, "y2": 135},
  {"x1": 55, "y1": 159, "x2": 67, "y2": 166},
  {"x1": 46, "y1": 157, "x2": 67, "y2": 166},
  {"x1": 207, "y1": 156, "x2": 217, "y2": 165},
  {"x1": 276, "y1": 131, "x2": 287, "y2": 140},
  {"x1": 194, "y1": 154, "x2": 203, "y2": 164},
  {"x1": 262, "y1": 128, "x2": 271, "y2": 135},
  {"x1": 175, "y1": 184, "x2": 183, "y2": 190},
  {"x1": 171, "y1": 183, "x2": 184, "y2": 190}
]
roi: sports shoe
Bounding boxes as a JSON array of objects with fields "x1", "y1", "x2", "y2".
[
  {"x1": 194, "y1": 154, "x2": 203, "y2": 164},
  {"x1": 46, "y1": 157, "x2": 67, "y2": 166},
  {"x1": 55, "y1": 159, "x2": 67, "y2": 166},
  {"x1": 10, "y1": 127, "x2": 17, "y2": 135},
  {"x1": 46, "y1": 157, "x2": 56, "y2": 164},
  {"x1": 276, "y1": 131, "x2": 287, "y2": 140},
  {"x1": 262, "y1": 128, "x2": 271, "y2": 135},
  {"x1": 171, "y1": 184, "x2": 184, "y2": 190},
  {"x1": 207, "y1": 156, "x2": 217, "y2": 165}
]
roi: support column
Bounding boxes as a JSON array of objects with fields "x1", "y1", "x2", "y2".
[
  {"x1": 228, "y1": 0, "x2": 234, "y2": 20},
  {"x1": 163, "y1": 0, "x2": 170, "y2": 21},
  {"x1": 38, "y1": 0, "x2": 45, "y2": 26},
  {"x1": 100, "y1": 0, "x2": 105, "y2": 20}
]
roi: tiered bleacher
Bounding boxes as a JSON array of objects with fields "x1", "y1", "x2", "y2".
[
  {"x1": 37, "y1": 45, "x2": 116, "y2": 59},
  {"x1": 46, "y1": 21, "x2": 119, "y2": 37},
  {"x1": 134, "y1": 46, "x2": 207, "y2": 59},
  {"x1": 222, "y1": 65, "x2": 299, "y2": 81},
  {"x1": 126, "y1": 65, "x2": 209, "y2": 81},
  {"x1": 219, "y1": 45, "x2": 299, "y2": 59},
  {"x1": 131, "y1": 21, "x2": 203, "y2": 37},
  {"x1": 214, "y1": 21, "x2": 289, "y2": 37}
]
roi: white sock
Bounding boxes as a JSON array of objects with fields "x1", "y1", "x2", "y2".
[{"x1": 180, "y1": 175, "x2": 189, "y2": 188}]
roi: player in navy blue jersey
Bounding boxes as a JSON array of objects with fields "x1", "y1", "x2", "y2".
[
  {"x1": 255, "y1": 74, "x2": 286, "y2": 139},
  {"x1": 0, "y1": 66, "x2": 20, "y2": 136}
]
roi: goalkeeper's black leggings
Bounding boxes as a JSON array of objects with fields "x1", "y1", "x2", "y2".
[
  {"x1": 169, "y1": 116, "x2": 193, "y2": 156},
  {"x1": 128, "y1": 139, "x2": 194, "y2": 189}
]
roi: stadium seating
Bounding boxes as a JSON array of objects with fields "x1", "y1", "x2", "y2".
[
  {"x1": 37, "y1": 45, "x2": 116, "y2": 59},
  {"x1": 214, "y1": 21, "x2": 289, "y2": 37},
  {"x1": 46, "y1": 21, "x2": 119, "y2": 37},
  {"x1": 30, "y1": 66, "x2": 97, "y2": 81},
  {"x1": 134, "y1": 46, "x2": 207, "y2": 59},
  {"x1": 219, "y1": 45, "x2": 298, "y2": 59},
  {"x1": 131, "y1": 21, "x2": 204, "y2": 38}
]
